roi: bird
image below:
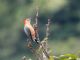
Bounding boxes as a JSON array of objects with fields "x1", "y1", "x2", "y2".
[{"x1": 24, "y1": 18, "x2": 39, "y2": 44}]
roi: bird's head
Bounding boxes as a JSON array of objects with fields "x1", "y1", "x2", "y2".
[{"x1": 24, "y1": 18, "x2": 31, "y2": 25}]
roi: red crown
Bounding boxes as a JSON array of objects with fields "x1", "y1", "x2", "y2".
[{"x1": 24, "y1": 18, "x2": 26, "y2": 25}]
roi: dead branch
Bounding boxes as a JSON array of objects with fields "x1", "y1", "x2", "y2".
[{"x1": 23, "y1": 8, "x2": 54, "y2": 60}]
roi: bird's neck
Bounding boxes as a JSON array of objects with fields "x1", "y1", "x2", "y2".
[{"x1": 24, "y1": 23, "x2": 30, "y2": 26}]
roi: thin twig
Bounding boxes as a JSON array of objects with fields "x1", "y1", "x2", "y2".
[
  {"x1": 46, "y1": 19, "x2": 50, "y2": 38},
  {"x1": 34, "y1": 7, "x2": 40, "y2": 41}
]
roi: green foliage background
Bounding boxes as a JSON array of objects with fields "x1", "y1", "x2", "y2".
[{"x1": 0, "y1": 0, "x2": 80, "y2": 60}]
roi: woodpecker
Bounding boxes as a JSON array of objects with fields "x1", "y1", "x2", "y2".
[{"x1": 24, "y1": 18, "x2": 39, "y2": 44}]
